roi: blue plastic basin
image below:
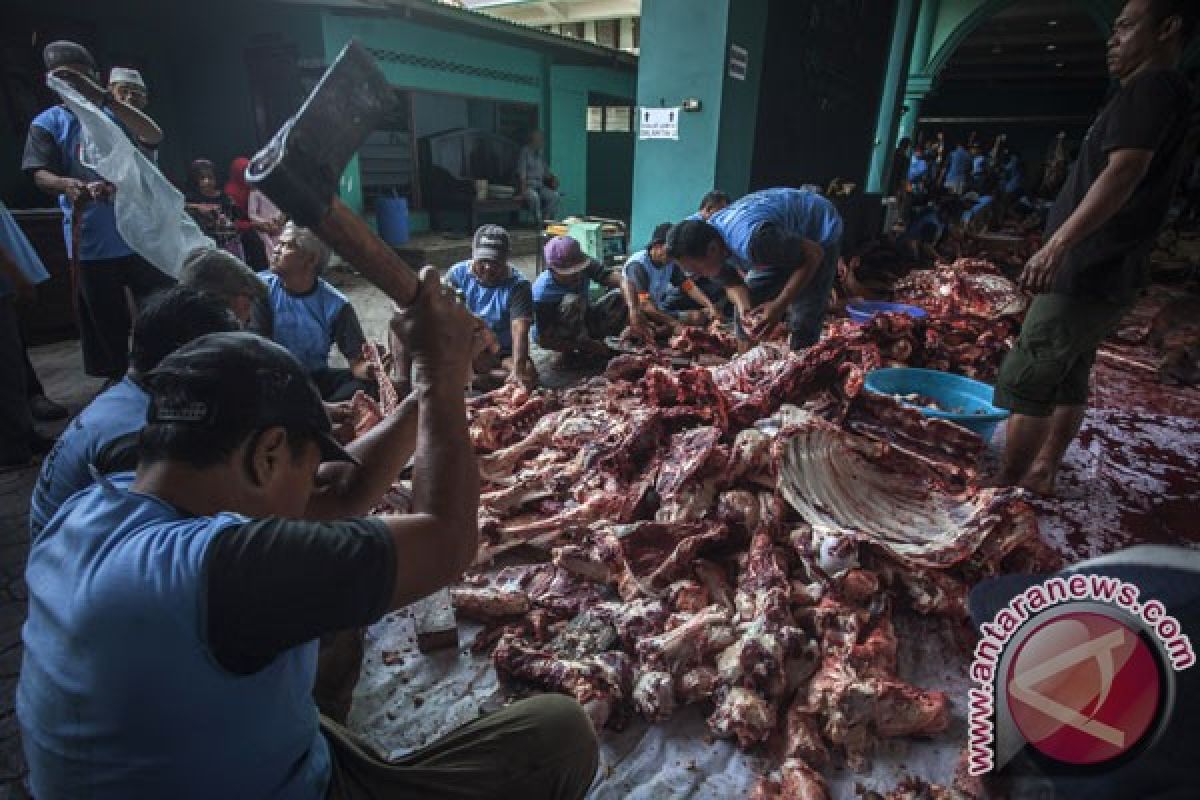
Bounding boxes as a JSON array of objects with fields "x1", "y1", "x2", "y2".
[
  {"x1": 864, "y1": 367, "x2": 1009, "y2": 440},
  {"x1": 846, "y1": 299, "x2": 928, "y2": 324}
]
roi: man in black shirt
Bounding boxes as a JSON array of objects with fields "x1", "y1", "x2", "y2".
[
  {"x1": 19, "y1": 266, "x2": 598, "y2": 799},
  {"x1": 993, "y1": 0, "x2": 1196, "y2": 496}
]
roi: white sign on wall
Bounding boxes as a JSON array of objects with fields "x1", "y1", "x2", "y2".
[{"x1": 639, "y1": 107, "x2": 680, "y2": 140}]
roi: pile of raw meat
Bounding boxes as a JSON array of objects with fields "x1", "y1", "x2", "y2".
[{"x1": 351, "y1": 259, "x2": 1048, "y2": 797}]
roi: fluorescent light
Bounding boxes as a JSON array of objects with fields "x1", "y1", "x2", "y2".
[
  {"x1": 1046, "y1": 44, "x2": 1057, "y2": 51},
  {"x1": 1048, "y1": 20, "x2": 1059, "y2": 27}
]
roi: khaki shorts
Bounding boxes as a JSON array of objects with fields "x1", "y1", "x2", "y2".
[{"x1": 994, "y1": 293, "x2": 1129, "y2": 417}]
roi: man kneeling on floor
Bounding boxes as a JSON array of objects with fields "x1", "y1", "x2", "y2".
[
  {"x1": 533, "y1": 234, "x2": 625, "y2": 360},
  {"x1": 622, "y1": 222, "x2": 721, "y2": 342},
  {"x1": 400, "y1": 224, "x2": 537, "y2": 390},
  {"x1": 18, "y1": 267, "x2": 599, "y2": 800},
  {"x1": 255, "y1": 221, "x2": 379, "y2": 402}
]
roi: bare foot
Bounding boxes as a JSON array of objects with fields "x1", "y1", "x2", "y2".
[{"x1": 1017, "y1": 465, "x2": 1057, "y2": 497}]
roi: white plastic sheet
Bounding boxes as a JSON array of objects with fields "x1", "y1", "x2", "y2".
[{"x1": 46, "y1": 74, "x2": 213, "y2": 277}]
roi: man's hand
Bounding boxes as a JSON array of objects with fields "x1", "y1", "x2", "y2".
[
  {"x1": 512, "y1": 357, "x2": 538, "y2": 390},
  {"x1": 1019, "y1": 237, "x2": 1068, "y2": 294},
  {"x1": 747, "y1": 300, "x2": 785, "y2": 340},
  {"x1": 391, "y1": 266, "x2": 477, "y2": 390},
  {"x1": 60, "y1": 177, "x2": 91, "y2": 205},
  {"x1": 628, "y1": 308, "x2": 654, "y2": 342}
]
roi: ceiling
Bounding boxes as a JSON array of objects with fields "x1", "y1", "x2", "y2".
[
  {"x1": 457, "y1": 0, "x2": 640, "y2": 25},
  {"x1": 940, "y1": 0, "x2": 1109, "y2": 89}
]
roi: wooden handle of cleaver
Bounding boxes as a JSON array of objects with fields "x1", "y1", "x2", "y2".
[{"x1": 318, "y1": 197, "x2": 420, "y2": 306}]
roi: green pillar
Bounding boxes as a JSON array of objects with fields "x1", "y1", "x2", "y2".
[
  {"x1": 910, "y1": 0, "x2": 940, "y2": 74},
  {"x1": 629, "y1": 0, "x2": 767, "y2": 247},
  {"x1": 867, "y1": 0, "x2": 921, "y2": 194},
  {"x1": 899, "y1": 78, "x2": 932, "y2": 141}
]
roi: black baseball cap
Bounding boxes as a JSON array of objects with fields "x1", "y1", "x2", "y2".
[
  {"x1": 646, "y1": 222, "x2": 673, "y2": 250},
  {"x1": 472, "y1": 224, "x2": 510, "y2": 262},
  {"x1": 144, "y1": 331, "x2": 356, "y2": 464}
]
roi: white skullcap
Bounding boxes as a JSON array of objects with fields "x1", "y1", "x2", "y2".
[{"x1": 108, "y1": 67, "x2": 146, "y2": 90}]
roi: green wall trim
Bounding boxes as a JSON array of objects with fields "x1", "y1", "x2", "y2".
[
  {"x1": 868, "y1": 0, "x2": 921, "y2": 194},
  {"x1": 364, "y1": 47, "x2": 541, "y2": 88}
]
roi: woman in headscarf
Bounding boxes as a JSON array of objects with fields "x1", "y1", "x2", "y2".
[
  {"x1": 184, "y1": 158, "x2": 243, "y2": 259},
  {"x1": 225, "y1": 157, "x2": 267, "y2": 268},
  {"x1": 226, "y1": 156, "x2": 287, "y2": 269}
]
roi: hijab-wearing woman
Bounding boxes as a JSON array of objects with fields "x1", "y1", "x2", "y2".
[
  {"x1": 225, "y1": 156, "x2": 286, "y2": 269},
  {"x1": 184, "y1": 158, "x2": 244, "y2": 259}
]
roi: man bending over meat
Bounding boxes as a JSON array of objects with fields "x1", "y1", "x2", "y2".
[
  {"x1": 532, "y1": 234, "x2": 626, "y2": 361},
  {"x1": 17, "y1": 267, "x2": 598, "y2": 799},
  {"x1": 621, "y1": 222, "x2": 721, "y2": 342},
  {"x1": 667, "y1": 187, "x2": 844, "y2": 351}
]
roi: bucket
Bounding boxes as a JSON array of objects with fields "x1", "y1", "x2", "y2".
[
  {"x1": 377, "y1": 196, "x2": 410, "y2": 246},
  {"x1": 864, "y1": 367, "x2": 1010, "y2": 440}
]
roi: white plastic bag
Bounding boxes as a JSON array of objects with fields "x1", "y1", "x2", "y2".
[{"x1": 47, "y1": 74, "x2": 213, "y2": 278}]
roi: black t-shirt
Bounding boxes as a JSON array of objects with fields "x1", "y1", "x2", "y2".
[
  {"x1": 1048, "y1": 68, "x2": 1193, "y2": 303},
  {"x1": 507, "y1": 281, "x2": 534, "y2": 320},
  {"x1": 204, "y1": 516, "x2": 396, "y2": 674}
]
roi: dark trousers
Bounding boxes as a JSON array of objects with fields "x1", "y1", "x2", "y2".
[
  {"x1": 77, "y1": 254, "x2": 175, "y2": 379},
  {"x1": 22, "y1": 333, "x2": 44, "y2": 397},
  {"x1": 744, "y1": 241, "x2": 841, "y2": 349},
  {"x1": 313, "y1": 367, "x2": 377, "y2": 403},
  {"x1": 324, "y1": 693, "x2": 599, "y2": 800},
  {"x1": 0, "y1": 297, "x2": 34, "y2": 459}
]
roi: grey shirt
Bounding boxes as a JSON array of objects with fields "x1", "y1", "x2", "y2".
[{"x1": 516, "y1": 145, "x2": 547, "y2": 188}]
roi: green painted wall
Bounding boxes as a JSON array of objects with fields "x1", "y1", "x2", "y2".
[
  {"x1": 321, "y1": 11, "x2": 544, "y2": 106},
  {"x1": 630, "y1": 0, "x2": 734, "y2": 247},
  {"x1": 549, "y1": 65, "x2": 636, "y2": 218},
  {"x1": 714, "y1": 0, "x2": 768, "y2": 198}
]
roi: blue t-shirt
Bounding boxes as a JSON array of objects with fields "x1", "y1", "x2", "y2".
[
  {"x1": 258, "y1": 272, "x2": 357, "y2": 373},
  {"x1": 909, "y1": 155, "x2": 931, "y2": 185},
  {"x1": 964, "y1": 195, "x2": 994, "y2": 223},
  {"x1": 29, "y1": 377, "x2": 149, "y2": 541},
  {"x1": 622, "y1": 249, "x2": 687, "y2": 309},
  {"x1": 445, "y1": 261, "x2": 532, "y2": 355},
  {"x1": 0, "y1": 200, "x2": 50, "y2": 299},
  {"x1": 20, "y1": 473, "x2": 330, "y2": 799},
  {"x1": 972, "y1": 154, "x2": 988, "y2": 177},
  {"x1": 24, "y1": 106, "x2": 133, "y2": 261},
  {"x1": 944, "y1": 147, "x2": 972, "y2": 182},
  {"x1": 707, "y1": 188, "x2": 843, "y2": 274}
]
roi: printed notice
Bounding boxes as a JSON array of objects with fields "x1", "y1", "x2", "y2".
[{"x1": 639, "y1": 107, "x2": 680, "y2": 140}]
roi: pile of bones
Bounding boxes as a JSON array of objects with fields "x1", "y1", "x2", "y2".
[{"x1": 352, "y1": 258, "x2": 1053, "y2": 799}]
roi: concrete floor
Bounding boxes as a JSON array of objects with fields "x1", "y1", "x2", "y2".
[{"x1": 0, "y1": 254, "x2": 599, "y2": 797}]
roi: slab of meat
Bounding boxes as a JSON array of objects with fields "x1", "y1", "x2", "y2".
[
  {"x1": 708, "y1": 686, "x2": 777, "y2": 749},
  {"x1": 492, "y1": 633, "x2": 633, "y2": 730},
  {"x1": 894, "y1": 261, "x2": 1028, "y2": 319},
  {"x1": 554, "y1": 521, "x2": 737, "y2": 601},
  {"x1": 362, "y1": 341, "x2": 399, "y2": 415},
  {"x1": 748, "y1": 758, "x2": 831, "y2": 800},
  {"x1": 635, "y1": 606, "x2": 735, "y2": 676},
  {"x1": 777, "y1": 405, "x2": 1043, "y2": 570},
  {"x1": 449, "y1": 587, "x2": 531, "y2": 621},
  {"x1": 669, "y1": 324, "x2": 738, "y2": 359}
]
